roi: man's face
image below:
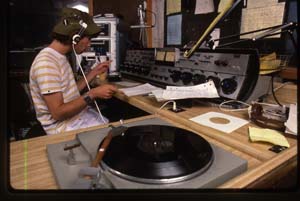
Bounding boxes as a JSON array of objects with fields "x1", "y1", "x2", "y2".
[{"x1": 74, "y1": 36, "x2": 91, "y2": 54}]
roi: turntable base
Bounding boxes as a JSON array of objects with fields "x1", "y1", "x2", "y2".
[{"x1": 47, "y1": 118, "x2": 247, "y2": 189}]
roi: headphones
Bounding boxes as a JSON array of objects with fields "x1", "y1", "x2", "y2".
[{"x1": 71, "y1": 20, "x2": 88, "y2": 45}]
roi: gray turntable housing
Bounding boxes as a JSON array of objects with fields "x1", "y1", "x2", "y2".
[{"x1": 47, "y1": 117, "x2": 247, "y2": 189}]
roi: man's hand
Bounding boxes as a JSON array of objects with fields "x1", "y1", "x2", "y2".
[
  {"x1": 89, "y1": 60, "x2": 111, "y2": 78},
  {"x1": 89, "y1": 84, "x2": 118, "y2": 99}
]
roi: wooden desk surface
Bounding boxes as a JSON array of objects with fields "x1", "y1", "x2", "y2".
[{"x1": 10, "y1": 82, "x2": 298, "y2": 189}]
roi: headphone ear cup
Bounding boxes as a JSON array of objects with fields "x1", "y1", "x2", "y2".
[{"x1": 72, "y1": 34, "x2": 81, "y2": 45}]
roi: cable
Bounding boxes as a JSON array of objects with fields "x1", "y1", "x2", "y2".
[
  {"x1": 72, "y1": 44, "x2": 108, "y2": 124},
  {"x1": 218, "y1": 100, "x2": 251, "y2": 112},
  {"x1": 156, "y1": 100, "x2": 177, "y2": 114},
  {"x1": 270, "y1": 75, "x2": 283, "y2": 106},
  {"x1": 272, "y1": 81, "x2": 293, "y2": 93},
  {"x1": 145, "y1": 9, "x2": 156, "y2": 27}
]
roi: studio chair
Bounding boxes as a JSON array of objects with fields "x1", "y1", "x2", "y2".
[{"x1": 8, "y1": 79, "x2": 46, "y2": 140}]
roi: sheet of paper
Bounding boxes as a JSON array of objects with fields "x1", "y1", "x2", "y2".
[
  {"x1": 190, "y1": 112, "x2": 249, "y2": 133},
  {"x1": 119, "y1": 83, "x2": 160, "y2": 97},
  {"x1": 166, "y1": 0, "x2": 181, "y2": 15},
  {"x1": 114, "y1": 81, "x2": 141, "y2": 87},
  {"x1": 249, "y1": 126, "x2": 290, "y2": 147},
  {"x1": 151, "y1": 89, "x2": 165, "y2": 102},
  {"x1": 246, "y1": 0, "x2": 277, "y2": 9},
  {"x1": 167, "y1": 14, "x2": 182, "y2": 45},
  {"x1": 210, "y1": 28, "x2": 220, "y2": 47},
  {"x1": 195, "y1": 0, "x2": 215, "y2": 14},
  {"x1": 285, "y1": 104, "x2": 297, "y2": 135},
  {"x1": 240, "y1": 2, "x2": 285, "y2": 39},
  {"x1": 162, "y1": 80, "x2": 219, "y2": 100}
]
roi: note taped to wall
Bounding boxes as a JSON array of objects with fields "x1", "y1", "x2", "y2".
[
  {"x1": 167, "y1": 14, "x2": 182, "y2": 45},
  {"x1": 240, "y1": 2, "x2": 285, "y2": 39},
  {"x1": 166, "y1": 0, "x2": 181, "y2": 15},
  {"x1": 195, "y1": 0, "x2": 215, "y2": 14}
]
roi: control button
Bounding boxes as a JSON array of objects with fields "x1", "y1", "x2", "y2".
[
  {"x1": 221, "y1": 78, "x2": 237, "y2": 94},
  {"x1": 221, "y1": 60, "x2": 228, "y2": 66},
  {"x1": 170, "y1": 70, "x2": 181, "y2": 83},
  {"x1": 214, "y1": 60, "x2": 221, "y2": 66},
  {"x1": 206, "y1": 76, "x2": 221, "y2": 89},
  {"x1": 192, "y1": 74, "x2": 206, "y2": 85},
  {"x1": 180, "y1": 72, "x2": 193, "y2": 85}
]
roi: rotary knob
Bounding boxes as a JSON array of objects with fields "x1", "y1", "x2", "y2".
[
  {"x1": 180, "y1": 72, "x2": 193, "y2": 85},
  {"x1": 192, "y1": 74, "x2": 206, "y2": 85},
  {"x1": 221, "y1": 78, "x2": 238, "y2": 95},
  {"x1": 141, "y1": 67, "x2": 150, "y2": 75},
  {"x1": 206, "y1": 76, "x2": 221, "y2": 89},
  {"x1": 170, "y1": 70, "x2": 181, "y2": 83}
]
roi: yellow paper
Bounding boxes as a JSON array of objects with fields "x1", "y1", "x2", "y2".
[
  {"x1": 166, "y1": 0, "x2": 181, "y2": 15},
  {"x1": 259, "y1": 53, "x2": 281, "y2": 75},
  {"x1": 248, "y1": 126, "x2": 290, "y2": 147}
]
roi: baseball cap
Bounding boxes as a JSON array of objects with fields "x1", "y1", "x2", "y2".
[{"x1": 52, "y1": 7, "x2": 100, "y2": 38}]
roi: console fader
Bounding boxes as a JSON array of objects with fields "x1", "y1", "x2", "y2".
[{"x1": 120, "y1": 48, "x2": 271, "y2": 102}]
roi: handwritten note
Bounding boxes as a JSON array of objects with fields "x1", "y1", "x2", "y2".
[
  {"x1": 240, "y1": 2, "x2": 285, "y2": 39},
  {"x1": 166, "y1": 0, "x2": 181, "y2": 15},
  {"x1": 119, "y1": 83, "x2": 160, "y2": 97},
  {"x1": 195, "y1": 0, "x2": 215, "y2": 14},
  {"x1": 151, "y1": 80, "x2": 219, "y2": 101},
  {"x1": 249, "y1": 126, "x2": 290, "y2": 147}
]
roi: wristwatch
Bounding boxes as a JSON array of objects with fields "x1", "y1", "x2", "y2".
[{"x1": 83, "y1": 93, "x2": 94, "y2": 105}]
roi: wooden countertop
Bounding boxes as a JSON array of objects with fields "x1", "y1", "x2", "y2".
[{"x1": 9, "y1": 81, "x2": 298, "y2": 189}]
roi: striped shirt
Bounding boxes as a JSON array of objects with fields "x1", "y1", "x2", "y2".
[{"x1": 29, "y1": 47, "x2": 81, "y2": 135}]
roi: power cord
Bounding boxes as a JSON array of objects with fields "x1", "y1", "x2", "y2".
[
  {"x1": 270, "y1": 75, "x2": 283, "y2": 106},
  {"x1": 156, "y1": 100, "x2": 177, "y2": 114},
  {"x1": 145, "y1": 9, "x2": 156, "y2": 27},
  {"x1": 72, "y1": 44, "x2": 108, "y2": 124},
  {"x1": 218, "y1": 100, "x2": 251, "y2": 112}
]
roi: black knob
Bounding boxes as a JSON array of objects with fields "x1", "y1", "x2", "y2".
[
  {"x1": 206, "y1": 76, "x2": 221, "y2": 89},
  {"x1": 221, "y1": 78, "x2": 238, "y2": 94},
  {"x1": 221, "y1": 60, "x2": 228, "y2": 66},
  {"x1": 214, "y1": 60, "x2": 221, "y2": 66},
  {"x1": 170, "y1": 70, "x2": 181, "y2": 83},
  {"x1": 192, "y1": 74, "x2": 206, "y2": 85},
  {"x1": 180, "y1": 72, "x2": 193, "y2": 85},
  {"x1": 141, "y1": 67, "x2": 150, "y2": 75}
]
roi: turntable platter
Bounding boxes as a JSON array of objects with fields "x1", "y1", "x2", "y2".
[{"x1": 100, "y1": 125, "x2": 214, "y2": 184}]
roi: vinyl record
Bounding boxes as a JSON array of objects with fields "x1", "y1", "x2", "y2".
[{"x1": 99, "y1": 125, "x2": 214, "y2": 184}]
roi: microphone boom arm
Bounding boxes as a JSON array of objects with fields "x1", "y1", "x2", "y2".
[{"x1": 184, "y1": 0, "x2": 242, "y2": 58}]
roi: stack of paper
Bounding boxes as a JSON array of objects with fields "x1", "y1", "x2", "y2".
[
  {"x1": 119, "y1": 83, "x2": 161, "y2": 97},
  {"x1": 285, "y1": 103, "x2": 297, "y2": 135},
  {"x1": 151, "y1": 80, "x2": 219, "y2": 101},
  {"x1": 248, "y1": 126, "x2": 290, "y2": 147}
]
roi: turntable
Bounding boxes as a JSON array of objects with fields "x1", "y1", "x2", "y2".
[{"x1": 47, "y1": 117, "x2": 247, "y2": 189}]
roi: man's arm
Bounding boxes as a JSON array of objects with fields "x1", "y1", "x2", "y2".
[
  {"x1": 43, "y1": 92, "x2": 87, "y2": 121},
  {"x1": 76, "y1": 61, "x2": 111, "y2": 91},
  {"x1": 43, "y1": 84, "x2": 118, "y2": 121}
]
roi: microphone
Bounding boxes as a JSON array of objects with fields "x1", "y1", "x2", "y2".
[
  {"x1": 130, "y1": 2, "x2": 154, "y2": 29},
  {"x1": 138, "y1": 4, "x2": 144, "y2": 25}
]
